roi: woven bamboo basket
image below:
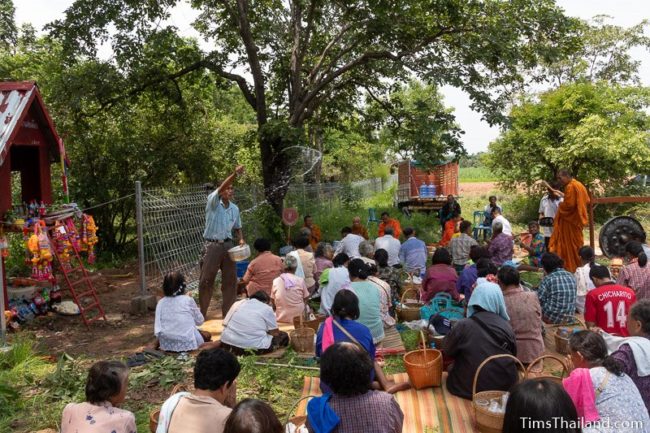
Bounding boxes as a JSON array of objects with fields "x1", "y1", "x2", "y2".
[
  {"x1": 149, "y1": 384, "x2": 188, "y2": 433},
  {"x1": 553, "y1": 317, "x2": 585, "y2": 355},
  {"x1": 290, "y1": 315, "x2": 315, "y2": 353},
  {"x1": 403, "y1": 331, "x2": 443, "y2": 389},
  {"x1": 284, "y1": 395, "x2": 318, "y2": 430},
  {"x1": 396, "y1": 288, "x2": 423, "y2": 322},
  {"x1": 524, "y1": 355, "x2": 569, "y2": 383},
  {"x1": 292, "y1": 313, "x2": 326, "y2": 332},
  {"x1": 472, "y1": 354, "x2": 525, "y2": 433}
]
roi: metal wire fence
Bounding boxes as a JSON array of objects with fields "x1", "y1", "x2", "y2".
[{"x1": 138, "y1": 176, "x2": 396, "y2": 291}]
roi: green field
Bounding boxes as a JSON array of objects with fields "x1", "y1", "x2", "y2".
[{"x1": 459, "y1": 167, "x2": 497, "y2": 182}]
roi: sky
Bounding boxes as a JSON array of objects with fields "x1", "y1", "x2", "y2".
[{"x1": 13, "y1": 0, "x2": 650, "y2": 154}]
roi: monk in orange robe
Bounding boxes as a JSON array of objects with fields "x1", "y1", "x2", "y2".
[
  {"x1": 351, "y1": 216, "x2": 369, "y2": 240},
  {"x1": 378, "y1": 212, "x2": 402, "y2": 239},
  {"x1": 440, "y1": 216, "x2": 461, "y2": 247},
  {"x1": 548, "y1": 170, "x2": 590, "y2": 273},
  {"x1": 302, "y1": 215, "x2": 321, "y2": 251}
]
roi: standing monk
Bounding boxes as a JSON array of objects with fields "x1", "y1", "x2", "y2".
[
  {"x1": 547, "y1": 169, "x2": 589, "y2": 273},
  {"x1": 302, "y1": 215, "x2": 321, "y2": 251},
  {"x1": 199, "y1": 165, "x2": 246, "y2": 319}
]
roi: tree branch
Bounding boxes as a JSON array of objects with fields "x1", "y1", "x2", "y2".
[
  {"x1": 363, "y1": 85, "x2": 402, "y2": 129},
  {"x1": 289, "y1": 0, "x2": 303, "y2": 113},
  {"x1": 233, "y1": 0, "x2": 268, "y2": 125},
  {"x1": 308, "y1": 22, "x2": 354, "y2": 84}
]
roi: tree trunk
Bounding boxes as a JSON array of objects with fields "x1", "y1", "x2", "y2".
[{"x1": 258, "y1": 121, "x2": 302, "y2": 215}]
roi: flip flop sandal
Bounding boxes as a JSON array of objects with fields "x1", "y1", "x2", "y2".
[
  {"x1": 143, "y1": 348, "x2": 165, "y2": 359},
  {"x1": 126, "y1": 352, "x2": 147, "y2": 367}
]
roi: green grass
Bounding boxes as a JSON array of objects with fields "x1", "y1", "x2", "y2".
[{"x1": 459, "y1": 167, "x2": 497, "y2": 183}]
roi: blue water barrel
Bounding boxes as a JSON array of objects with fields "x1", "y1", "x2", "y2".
[{"x1": 236, "y1": 260, "x2": 249, "y2": 279}]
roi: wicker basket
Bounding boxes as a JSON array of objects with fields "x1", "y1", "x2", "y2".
[
  {"x1": 525, "y1": 355, "x2": 569, "y2": 383},
  {"x1": 472, "y1": 354, "x2": 525, "y2": 433},
  {"x1": 290, "y1": 315, "x2": 315, "y2": 353},
  {"x1": 284, "y1": 395, "x2": 317, "y2": 431},
  {"x1": 149, "y1": 384, "x2": 188, "y2": 433},
  {"x1": 403, "y1": 331, "x2": 443, "y2": 389},
  {"x1": 553, "y1": 317, "x2": 585, "y2": 355},
  {"x1": 292, "y1": 313, "x2": 326, "y2": 332},
  {"x1": 396, "y1": 288, "x2": 424, "y2": 322}
]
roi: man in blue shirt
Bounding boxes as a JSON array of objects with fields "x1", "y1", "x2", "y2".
[
  {"x1": 398, "y1": 227, "x2": 428, "y2": 276},
  {"x1": 199, "y1": 165, "x2": 246, "y2": 319}
]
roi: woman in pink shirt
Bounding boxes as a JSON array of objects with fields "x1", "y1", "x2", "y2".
[
  {"x1": 240, "y1": 238, "x2": 283, "y2": 297},
  {"x1": 271, "y1": 255, "x2": 310, "y2": 323},
  {"x1": 61, "y1": 361, "x2": 136, "y2": 433}
]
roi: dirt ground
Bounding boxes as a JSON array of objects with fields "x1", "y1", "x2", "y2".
[
  {"x1": 458, "y1": 182, "x2": 498, "y2": 196},
  {"x1": 25, "y1": 263, "x2": 156, "y2": 358}
]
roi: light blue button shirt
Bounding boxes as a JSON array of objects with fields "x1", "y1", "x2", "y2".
[
  {"x1": 203, "y1": 189, "x2": 242, "y2": 240},
  {"x1": 399, "y1": 237, "x2": 428, "y2": 274}
]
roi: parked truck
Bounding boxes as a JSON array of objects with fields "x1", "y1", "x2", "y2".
[{"x1": 396, "y1": 160, "x2": 459, "y2": 214}]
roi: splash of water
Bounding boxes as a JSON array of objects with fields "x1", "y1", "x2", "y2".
[{"x1": 239, "y1": 145, "x2": 323, "y2": 214}]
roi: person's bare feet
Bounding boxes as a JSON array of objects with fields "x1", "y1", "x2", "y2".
[{"x1": 383, "y1": 380, "x2": 411, "y2": 394}]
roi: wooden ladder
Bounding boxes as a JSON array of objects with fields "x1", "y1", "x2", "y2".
[{"x1": 48, "y1": 219, "x2": 106, "y2": 327}]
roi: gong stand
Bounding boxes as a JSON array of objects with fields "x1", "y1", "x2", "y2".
[{"x1": 588, "y1": 194, "x2": 650, "y2": 257}]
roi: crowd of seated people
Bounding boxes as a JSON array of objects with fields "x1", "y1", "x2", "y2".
[{"x1": 66, "y1": 207, "x2": 650, "y2": 433}]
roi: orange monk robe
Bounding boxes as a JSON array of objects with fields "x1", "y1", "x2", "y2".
[
  {"x1": 351, "y1": 225, "x2": 369, "y2": 240},
  {"x1": 549, "y1": 179, "x2": 589, "y2": 273},
  {"x1": 440, "y1": 219, "x2": 456, "y2": 247},
  {"x1": 378, "y1": 218, "x2": 402, "y2": 239},
  {"x1": 303, "y1": 224, "x2": 322, "y2": 251}
]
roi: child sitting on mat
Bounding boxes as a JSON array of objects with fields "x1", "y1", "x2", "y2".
[{"x1": 154, "y1": 271, "x2": 211, "y2": 352}]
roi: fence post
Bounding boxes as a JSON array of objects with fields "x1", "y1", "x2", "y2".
[
  {"x1": 132, "y1": 181, "x2": 155, "y2": 313},
  {"x1": 136, "y1": 181, "x2": 146, "y2": 296}
]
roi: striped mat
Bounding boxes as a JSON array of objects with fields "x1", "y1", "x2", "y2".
[{"x1": 296, "y1": 373, "x2": 478, "y2": 433}]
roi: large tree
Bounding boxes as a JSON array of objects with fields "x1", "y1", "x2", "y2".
[
  {"x1": 367, "y1": 79, "x2": 464, "y2": 167},
  {"x1": 541, "y1": 16, "x2": 650, "y2": 86},
  {"x1": 50, "y1": 0, "x2": 578, "y2": 213},
  {"x1": 485, "y1": 81, "x2": 650, "y2": 189}
]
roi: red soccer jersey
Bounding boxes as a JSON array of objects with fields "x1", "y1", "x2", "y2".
[{"x1": 584, "y1": 283, "x2": 636, "y2": 336}]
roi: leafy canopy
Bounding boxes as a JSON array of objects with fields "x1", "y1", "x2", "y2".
[
  {"x1": 486, "y1": 81, "x2": 650, "y2": 190},
  {"x1": 48, "y1": 0, "x2": 579, "y2": 210},
  {"x1": 368, "y1": 80, "x2": 465, "y2": 168}
]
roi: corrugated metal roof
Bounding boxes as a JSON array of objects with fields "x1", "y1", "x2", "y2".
[
  {"x1": 0, "y1": 81, "x2": 64, "y2": 167},
  {"x1": 0, "y1": 81, "x2": 36, "y2": 166}
]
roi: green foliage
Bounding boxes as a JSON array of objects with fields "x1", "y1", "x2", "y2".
[
  {"x1": 458, "y1": 152, "x2": 487, "y2": 168},
  {"x1": 47, "y1": 0, "x2": 578, "y2": 216},
  {"x1": 486, "y1": 82, "x2": 650, "y2": 190},
  {"x1": 0, "y1": 0, "x2": 17, "y2": 52},
  {"x1": 542, "y1": 16, "x2": 650, "y2": 85},
  {"x1": 339, "y1": 184, "x2": 363, "y2": 210},
  {"x1": 400, "y1": 329, "x2": 421, "y2": 352},
  {"x1": 129, "y1": 356, "x2": 194, "y2": 389},
  {"x1": 458, "y1": 167, "x2": 496, "y2": 183},
  {"x1": 369, "y1": 80, "x2": 465, "y2": 167},
  {"x1": 41, "y1": 354, "x2": 87, "y2": 401},
  {"x1": 4, "y1": 233, "x2": 30, "y2": 278},
  {"x1": 321, "y1": 127, "x2": 385, "y2": 182}
]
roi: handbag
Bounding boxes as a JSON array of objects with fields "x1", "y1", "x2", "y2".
[
  {"x1": 539, "y1": 217, "x2": 554, "y2": 227},
  {"x1": 420, "y1": 292, "x2": 465, "y2": 321}
]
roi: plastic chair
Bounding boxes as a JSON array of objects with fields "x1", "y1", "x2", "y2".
[
  {"x1": 367, "y1": 208, "x2": 380, "y2": 226},
  {"x1": 472, "y1": 210, "x2": 492, "y2": 240}
]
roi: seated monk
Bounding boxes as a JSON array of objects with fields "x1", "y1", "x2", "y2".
[
  {"x1": 351, "y1": 216, "x2": 369, "y2": 240},
  {"x1": 440, "y1": 215, "x2": 461, "y2": 247}
]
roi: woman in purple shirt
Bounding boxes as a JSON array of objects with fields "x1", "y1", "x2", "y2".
[{"x1": 611, "y1": 299, "x2": 650, "y2": 411}]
